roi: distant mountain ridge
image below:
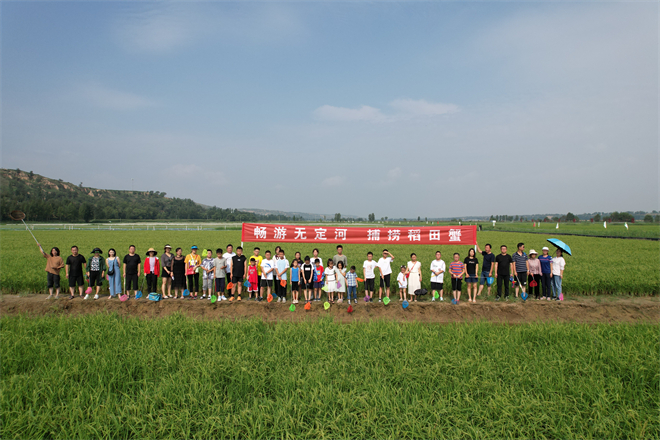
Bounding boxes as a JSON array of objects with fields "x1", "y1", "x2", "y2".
[
  {"x1": 239, "y1": 208, "x2": 358, "y2": 221},
  {"x1": 0, "y1": 169, "x2": 288, "y2": 222}
]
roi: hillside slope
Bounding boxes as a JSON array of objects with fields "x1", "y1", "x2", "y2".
[{"x1": 0, "y1": 169, "x2": 287, "y2": 222}]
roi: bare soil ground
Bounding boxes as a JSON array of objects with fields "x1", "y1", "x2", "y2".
[{"x1": 1, "y1": 294, "x2": 658, "y2": 324}]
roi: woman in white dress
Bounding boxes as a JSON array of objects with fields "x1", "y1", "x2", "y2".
[{"x1": 406, "y1": 253, "x2": 422, "y2": 302}]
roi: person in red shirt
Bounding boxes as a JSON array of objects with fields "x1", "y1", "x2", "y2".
[{"x1": 246, "y1": 258, "x2": 259, "y2": 300}]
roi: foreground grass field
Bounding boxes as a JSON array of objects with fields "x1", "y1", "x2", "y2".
[
  {"x1": 1, "y1": 315, "x2": 657, "y2": 439},
  {"x1": 1, "y1": 229, "x2": 658, "y2": 295}
]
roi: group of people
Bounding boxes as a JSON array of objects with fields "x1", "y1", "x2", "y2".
[{"x1": 37, "y1": 241, "x2": 566, "y2": 305}]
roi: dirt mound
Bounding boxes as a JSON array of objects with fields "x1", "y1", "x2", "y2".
[{"x1": 1, "y1": 295, "x2": 658, "y2": 324}]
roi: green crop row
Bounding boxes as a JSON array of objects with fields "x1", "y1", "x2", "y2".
[
  {"x1": 2, "y1": 314, "x2": 658, "y2": 439},
  {"x1": 1, "y1": 230, "x2": 658, "y2": 295}
]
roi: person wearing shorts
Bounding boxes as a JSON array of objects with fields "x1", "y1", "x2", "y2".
[
  {"x1": 476, "y1": 242, "x2": 495, "y2": 297},
  {"x1": 512, "y1": 243, "x2": 530, "y2": 298},
  {"x1": 363, "y1": 252, "x2": 378, "y2": 301},
  {"x1": 463, "y1": 249, "x2": 479, "y2": 303},
  {"x1": 230, "y1": 247, "x2": 247, "y2": 300},
  {"x1": 377, "y1": 249, "x2": 394, "y2": 301},
  {"x1": 40, "y1": 244, "x2": 64, "y2": 299},
  {"x1": 200, "y1": 249, "x2": 215, "y2": 299},
  {"x1": 87, "y1": 247, "x2": 106, "y2": 300},
  {"x1": 449, "y1": 253, "x2": 465, "y2": 304},
  {"x1": 313, "y1": 259, "x2": 324, "y2": 301},
  {"x1": 260, "y1": 250, "x2": 274, "y2": 300},
  {"x1": 252, "y1": 247, "x2": 263, "y2": 294},
  {"x1": 66, "y1": 246, "x2": 86, "y2": 299},
  {"x1": 122, "y1": 245, "x2": 141, "y2": 299},
  {"x1": 430, "y1": 251, "x2": 445, "y2": 301}
]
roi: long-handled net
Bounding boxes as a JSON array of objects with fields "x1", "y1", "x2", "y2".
[{"x1": 9, "y1": 210, "x2": 40, "y2": 245}]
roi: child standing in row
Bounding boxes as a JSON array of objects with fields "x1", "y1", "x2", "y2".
[
  {"x1": 313, "y1": 259, "x2": 324, "y2": 301},
  {"x1": 397, "y1": 265, "x2": 407, "y2": 301},
  {"x1": 201, "y1": 250, "x2": 215, "y2": 299},
  {"x1": 247, "y1": 258, "x2": 259, "y2": 300},
  {"x1": 290, "y1": 259, "x2": 300, "y2": 304},
  {"x1": 346, "y1": 265, "x2": 358, "y2": 304},
  {"x1": 336, "y1": 261, "x2": 346, "y2": 303},
  {"x1": 301, "y1": 256, "x2": 314, "y2": 303},
  {"x1": 213, "y1": 248, "x2": 227, "y2": 301},
  {"x1": 325, "y1": 259, "x2": 338, "y2": 303}
]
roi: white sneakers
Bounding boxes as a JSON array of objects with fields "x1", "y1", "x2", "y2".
[
  {"x1": 84, "y1": 294, "x2": 90, "y2": 300},
  {"x1": 94, "y1": 294, "x2": 99, "y2": 300},
  {"x1": 221, "y1": 295, "x2": 227, "y2": 301}
]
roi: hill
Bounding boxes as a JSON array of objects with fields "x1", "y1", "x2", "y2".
[{"x1": 0, "y1": 169, "x2": 289, "y2": 223}]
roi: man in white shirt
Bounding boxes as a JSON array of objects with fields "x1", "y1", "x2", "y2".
[
  {"x1": 551, "y1": 249, "x2": 566, "y2": 300},
  {"x1": 430, "y1": 251, "x2": 446, "y2": 301},
  {"x1": 377, "y1": 249, "x2": 395, "y2": 302},
  {"x1": 363, "y1": 252, "x2": 378, "y2": 302},
  {"x1": 259, "y1": 250, "x2": 274, "y2": 301},
  {"x1": 222, "y1": 244, "x2": 236, "y2": 297}
]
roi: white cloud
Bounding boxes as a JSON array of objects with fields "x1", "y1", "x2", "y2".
[
  {"x1": 79, "y1": 83, "x2": 157, "y2": 110},
  {"x1": 313, "y1": 105, "x2": 386, "y2": 122},
  {"x1": 321, "y1": 176, "x2": 346, "y2": 187},
  {"x1": 313, "y1": 99, "x2": 459, "y2": 123},
  {"x1": 389, "y1": 99, "x2": 458, "y2": 116},
  {"x1": 387, "y1": 167, "x2": 402, "y2": 178}
]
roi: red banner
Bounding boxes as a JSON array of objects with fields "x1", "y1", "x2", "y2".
[{"x1": 241, "y1": 223, "x2": 477, "y2": 245}]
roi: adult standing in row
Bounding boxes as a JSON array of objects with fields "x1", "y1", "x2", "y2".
[
  {"x1": 123, "y1": 245, "x2": 141, "y2": 299},
  {"x1": 107, "y1": 248, "x2": 122, "y2": 298},
  {"x1": 551, "y1": 250, "x2": 566, "y2": 301},
  {"x1": 430, "y1": 251, "x2": 445, "y2": 301},
  {"x1": 494, "y1": 245, "x2": 513, "y2": 301},
  {"x1": 38, "y1": 243, "x2": 65, "y2": 299},
  {"x1": 377, "y1": 249, "x2": 394, "y2": 301},
  {"x1": 185, "y1": 246, "x2": 201, "y2": 299},
  {"x1": 87, "y1": 247, "x2": 106, "y2": 300},
  {"x1": 476, "y1": 242, "x2": 495, "y2": 297},
  {"x1": 406, "y1": 253, "x2": 422, "y2": 301},
  {"x1": 527, "y1": 250, "x2": 542, "y2": 300},
  {"x1": 171, "y1": 247, "x2": 186, "y2": 299},
  {"x1": 66, "y1": 246, "x2": 86, "y2": 299},
  {"x1": 538, "y1": 247, "x2": 553, "y2": 300},
  {"x1": 144, "y1": 248, "x2": 160, "y2": 295},
  {"x1": 511, "y1": 243, "x2": 530, "y2": 298},
  {"x1": 332, "y1": 245, "x2": 347, "y2": 270},
  {"x1": 464, "y1": 248, "x2": 479, "y2": 303},
  {"x1": 161, "y1": 245, "x2": 173, "y2": 298}
]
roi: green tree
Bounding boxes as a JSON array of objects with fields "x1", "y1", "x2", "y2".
[
  {"x1": 594, "y1": 213, "x2": 601, "y2": 222},
  {"x1": 644, "y1": 214, "x2": 653, "y2": 223}
]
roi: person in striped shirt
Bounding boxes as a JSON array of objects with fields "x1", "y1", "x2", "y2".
[
  {"x1": 450, "y1": 253, "x2": 465, "y2": 304},
  {"x1": 512, "y1": 242, "x2": 530, "y2": 298}
]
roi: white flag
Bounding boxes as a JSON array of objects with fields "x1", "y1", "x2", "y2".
[
  {"x1": 625, "y1": 222, "x2": 629, "y2": 230},
  {"x1": 556, "y1": 223, "x2": 559, "y2": 229},
  {"x1": 604, "y1": 221, "x2": 607, "y2": 228}
]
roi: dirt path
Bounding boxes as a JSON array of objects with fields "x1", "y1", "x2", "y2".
[{"x1": 1, "y1": 295, "x2": 658, "y2": 324}]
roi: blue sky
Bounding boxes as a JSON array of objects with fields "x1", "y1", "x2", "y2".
[{"x1": 2, "y1": 1, "x2": 657, "y2": 218}]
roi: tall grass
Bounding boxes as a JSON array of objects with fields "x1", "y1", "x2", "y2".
[{"x1": 2, "y1": 315, "x2": 658, "y2": 439}]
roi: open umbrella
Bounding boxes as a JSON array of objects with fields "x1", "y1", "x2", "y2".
[{"x1": 547, "y1": 238, "x2": 572, "y2": 256}]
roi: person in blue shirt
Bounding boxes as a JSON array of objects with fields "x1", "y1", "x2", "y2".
[
  {"x1": 290, "y1": 259, "x2": 300, "y2": 304},
  {"x1": 476, "y1": 242, "x2": 495, "y2": 297},
  {"x1": 538, "y1": 247, "x2": 554, "y2": 300}
]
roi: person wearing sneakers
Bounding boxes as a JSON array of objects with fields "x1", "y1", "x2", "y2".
[
  {"x1": 223, "y1": 244, "x2": 236, "y2": 298},
  {"x1": 346, "y1": 265, "x2": 358, "y2": 304},
  {"x1": 106, "y1": 249, "x2": 122, "y2": 299},
  {"x1": 230, "y1": 246, "x2": 247, "y2": 301},
  {"x1": 274, "y1": 249, "x2": 290, "y2": 303},
  {"x1": 476, "y1": 242, "x2": 495, "y2": 297},
  {"x1": 86, "y1": 247, "x2": 106, "y2": 300},
  {"x1": 213, "y1": 248, "x2": 227, "y2": 301},
  {"x1": 511, "y1": 243, "x2": 530, "y2": 298},
  {"x1": 144, "y1": 248, "x2": 160, "y2": 295},
  {"x1": 122, "y1": 245, "x2": 140, "y2": 300},
  {"x1": 494, "y1": 245, "x2": 514, "y2": 301},
  {"x1": 551, "y1": 249, "x2": 566, "y2": 301},
  {"x1": 185, "y1": 246, "x2": 201, "y2": 299},
  {"x1": 449, "y1": 253, "x2": 465, "y2": 304},
  {"x1": 260, "y1": 250, "x2": 274, "y2": 301},
  {"x1": 200, "y1": 249, "x2": 215, "y2": 299},
  {"x1": 245, "y1": 258, "x2": 259, "y2": 300},
  {"x1": 301, "y1": 256, "x2": 314, "y2": 303},
  {"x1": 430, "y1": 251, "x2": 445, "y2": 301},
  {"x1": 527, "y1": 250, "x2": 542, "y2": 300},
  {"x1": 289, "y1": 258, "x2": 300, "y2": 304},
  {"x1": 252, "y1": 247, "x2": 263, "y2": 291},
  {"x1": 66, "y1": 246, "x2": 86, "y2": 299},
  {"x1": 363, "y1": 252, "x2": 378, "y2": 302},
  {"x1": 377, "y1": 249, "x2": 395, "y2": 302}
]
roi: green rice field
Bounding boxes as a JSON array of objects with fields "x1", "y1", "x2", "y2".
[
  {"x1": 1, "y1": 315, "x2": 657, "y2": 439},
  {"x1": 1, "y1": 229, "x2": 658, "y2": 295}
]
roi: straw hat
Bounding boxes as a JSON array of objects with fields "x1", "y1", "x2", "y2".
[
  {"x1": 529, "y1": 249, "x2": 538, "y2": 255},
  {"x1": 146, "y1": 248, "x2": 157, "y2": 256}
]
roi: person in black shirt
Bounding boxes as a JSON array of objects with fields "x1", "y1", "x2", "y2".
[
  {"x1": 476, "y1": 242, "x2": 496, "y2": 297},
  {"x1": 122, "y1": 245, "x2": 141, "y2": 298},
  {"x1": 65, "y1": 245, "x2": 86, "y2": 299},
  {"x1": 301, "y1": 256, "x2": 314, "y2": 303},
  {"x1": 494, "y1": 245, "x2": 514, "y2": 300},
  {"x1": 231, "y1": 246, "x2": 247, "y2": 300},
  {"x1": 463, "y1": 248, "x2": 479, "y2": 303}
]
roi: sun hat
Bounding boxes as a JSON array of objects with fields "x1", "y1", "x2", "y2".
[
  {"x1": 145, "y1": 248, "x2": 157, "y2": 256},
  {"x1": 529, "y1": 249, "x2": 538, "y2": 255},
  {"x1": 164, "y1": 244, "x2": 172, "y2": 249},
  {"x1": 542, "y1": 246, "x2": 549, "y2": 251},
  {"x1": 191, "y1": 245, "x2": 198, "y2": 249},
  {"x1": 91, "y1": 247, "x2": 102, "y2": 254}
]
